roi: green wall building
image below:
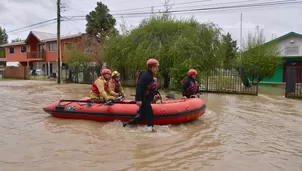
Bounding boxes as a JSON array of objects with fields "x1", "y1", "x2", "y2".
[{"x1": 261, "y1": 32, "x2": 302, "y2": 84}]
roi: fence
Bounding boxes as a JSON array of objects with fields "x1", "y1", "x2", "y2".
[
  {"x1": 63, "y1": 66, "x2": 101, "y2": 84},
  {"x1": 285, "y1": 66, "x2": 302, "y2": 99},
  {"x1": 199, "y1": 66, "x2": 259, "y2": 95},
  {"x1": 2, "y1": 66, "x2": 30, "y2": 80},
  {"x1": 65, "y1": 66, "x2": 259, "y2": 95}
]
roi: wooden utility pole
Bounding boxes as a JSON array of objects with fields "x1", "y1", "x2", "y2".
[
  {"x1": 240, "y1": 13, "x2": 243, "y2": 66},
  {"x1": 57, "y1": 0, "x2": 61, "y2": 84}
]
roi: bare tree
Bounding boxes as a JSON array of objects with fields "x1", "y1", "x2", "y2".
[{"x1": 162, "y1": 0, "x2": 174, "y2": 18}]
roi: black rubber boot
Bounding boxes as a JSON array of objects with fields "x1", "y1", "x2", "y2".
[{"x1": 122, "y1": 122, "x2": 129, "y2": 127}]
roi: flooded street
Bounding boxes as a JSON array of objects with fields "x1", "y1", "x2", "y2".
[{"x1": 0, "y1": 80, "x2": 302, "y2": 171}]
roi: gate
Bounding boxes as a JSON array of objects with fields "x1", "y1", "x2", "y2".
[
  {"x1": 285, "y1": 66, "x2": 302, "y2": 99},
  {"x1": 64, "y1": 66, "x2": 101, "y2": 84},
  {"x1": 199, "y1": 66, "x2": 259, "y2": 95}
]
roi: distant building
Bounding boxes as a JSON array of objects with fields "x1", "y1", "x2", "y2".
[
  {"x1": 261, "y1": 32, "x2": 302, "y2": 83},
  {"x1": 0, "y1": 46, "x2": 6, "y2": 67},
  {"x1": 0, "y1": 31, "x2": 97, "y2": 77}
]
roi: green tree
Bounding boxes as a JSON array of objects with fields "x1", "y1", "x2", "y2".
[
  {"x1": 221, "y1": 32, "x2": 238, "y2": 66},
  {"x1": 0, "y1": 26, "x2": 8, "y2": 45},
  {"x1": 102, "y1": 16, "x2": 224, "y2": 89},
  {"x1": 65, "y1": 49, "x2": 94, "y2": 83},
  {"x1": 65, "y1": 49, "x2": 91, "y2": 68},
  {"x1": 85, "y1": 2, "x2": 118, "y2": 40},
  {"x1": 240, "y1": 29, "x2": 283, "y2": 82},
  {"x1": 11, "y1": 37, "x2": 23, "y2": 43}
]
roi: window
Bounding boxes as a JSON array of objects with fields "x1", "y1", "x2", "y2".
[
  {"x1": 64, "y1": 42, "x2": 76, "y2": 52},
  {"x1": 285, "y1": 45, "x2": 299, "y2": 55},
  {"x1": 39, "y1": 43, "x2": 46, "y2": 52},
  {"x1": 0, "y1": 48, "x2": 5, "y2": 58},
  {"x1": 9, "y1": 47, "x2": 14, "y2": 54},
  {"x1": 48, "y1": 42, "x2": 57, "y2": 51},
  {"x1": 21, "y1": 46, "x2": 27, "y2": 53}
]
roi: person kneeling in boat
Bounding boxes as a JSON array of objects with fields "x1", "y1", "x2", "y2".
[
  {"x1": 108, "y1": 71, "x2": 126, "y2": 98},
  {"x1": 89, "y1": 68, "x2": 116, "y2": 103},
  {"x1": 122, "y1": 58, "x2": 160, "y2": 131},
  {"x1": 181, "y1": 69, "x2": 200, "y2": 99}
]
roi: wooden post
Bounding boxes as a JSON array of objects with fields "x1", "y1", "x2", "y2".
[{"x1": 57, "y1": 0, "x2": 61, "y2": 83}]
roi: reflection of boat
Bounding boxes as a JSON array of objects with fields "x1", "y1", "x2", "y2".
[{"x1": 43, "y1": 97, "x2": 206, "y2": 125}]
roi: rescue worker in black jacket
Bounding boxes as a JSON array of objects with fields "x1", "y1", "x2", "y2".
[
  {"x1": 182, "y1": 69, "x2": 200, "y2": 99},
  {"x1": 122, "y1": 58, "x2": 160, "y2": 131}
]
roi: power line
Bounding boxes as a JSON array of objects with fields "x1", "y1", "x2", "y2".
[
  {"x1": 6, "y1": 1, "x2": 65, "y2": 34},
  {"x1": 6, "y1": 19, "x2": 80, "y2": 35},
  {"x1": 110, "y1": 0, "x2": 212, "y2": 13},
  {"x1": 65, "y1": 0, "x2": 302, "y2": 18},
  {"x1": 6, "y1": 21, "x2": 57, "y2": 35},
  {"x1": 6, "y1": 19, "x2": 76, "y2": 35},
  {"x1": 154, "y1": 0, "x2": 272, "y2": 11},
  {"x1": 6, "y1": 0, "x2": 302, "y2": 34},
  {"x1": 65, "y1": 0, "x2": 301, "y2": 15},
  {"x1": 6, "y1": 18, "x2": 57, "y2": 33},
  {"x1": 113, "y1": 0, "x2": 302, "y2": 16},
  {"x1": 59, "y1": 0, "x2": 302, "y2": 21}
]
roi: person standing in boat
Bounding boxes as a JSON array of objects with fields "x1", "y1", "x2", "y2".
[
  {"x1": 89, "y1": 68, "x2": 116, "y2": 103},
  {"x1": 181, "y1": 69, "x2": 201, "y2": 99},
  {"x1": 108, "y1": 71, "x2": 125, "y2": 98},
  {"x1": 123, "y1": 58, "x2": 160, "y2": 131}
]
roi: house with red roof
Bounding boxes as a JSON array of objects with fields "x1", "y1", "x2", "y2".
[{"x1": 0, "y1": 31, "x2": 97, "y2": 77}]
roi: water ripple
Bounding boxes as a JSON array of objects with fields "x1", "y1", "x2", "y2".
[{"x1": 0, "y1": 81, "x2": 302, "y2": 171}]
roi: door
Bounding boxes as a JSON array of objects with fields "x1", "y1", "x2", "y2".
[
  {"x1": 296, "y1": 62, "x2": 302, "y2": 83},
  {"x1": 283, "y1": 61, "x2": 302, "y2": 83}
]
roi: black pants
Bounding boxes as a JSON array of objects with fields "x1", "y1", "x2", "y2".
[{"x1": 126, "y1": 101, "x2": 154, "y2": 127}]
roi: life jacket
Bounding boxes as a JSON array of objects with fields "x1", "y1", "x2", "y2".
[
  {"x1": 136, "y1": 71, "x2": 158, "y2": 96},
  {"x1": 182, "y1": 76, "x2": 198, "y2": 97},
  {"x1": 109, "y1": 79, "x2": 120, "y2": 93},
  {"x1": 91, "y1": 76, "x2": 109, "y2": 94}
]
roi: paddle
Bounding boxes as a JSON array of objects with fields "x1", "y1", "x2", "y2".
[
  {"x1": 130, "y1": 93, "x2": 176, "y2": 100},
  {"x1": 102, "y1": 95, "x2": 125, "y2": 106},
  {"x1": 122, "y1": 93, "x2": 176, "y2": 127},
  {"x1": 58, "y1": 98, "x2": 123, "y2": 105}
]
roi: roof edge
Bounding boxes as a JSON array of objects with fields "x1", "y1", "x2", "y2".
[
  {"x1": 265, "y1": 31, "x2": 302, "y2": 45},
  {"x1": 40, "y1": 33, "x2": 85, "y2": 42},
  {"x1": 0, "y1": 41, "x2": 26, "y2": 47},
  {"x1": 1, "y1": 33, "x2": 85, "y2": 47},
  {"x1": 24, "y1": 31, "x2": 41, "y2": 44}
]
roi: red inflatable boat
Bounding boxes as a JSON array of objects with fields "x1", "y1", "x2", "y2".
[{"x1": 43, "y1": 97, "x2": 206, "y2": 125}]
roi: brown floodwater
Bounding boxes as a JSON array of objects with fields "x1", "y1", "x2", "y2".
[{"x1": 0, "y1": 80, "x2": 301, "y2": 171}]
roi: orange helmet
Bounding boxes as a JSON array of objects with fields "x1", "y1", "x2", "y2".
[
  {"x1": 188, "y1": 69, "x2": 197, "y2": 75},
  {"x1": 102, "y1": 68, "x2": 112, "y2": 75},
  {"x1": 147, "y1": 58, "x2": 159, "y2": 67}
]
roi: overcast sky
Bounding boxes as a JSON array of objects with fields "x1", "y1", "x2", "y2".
[{"x1": 1, "y1": 0, "x2": 302, "y2": 47}]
